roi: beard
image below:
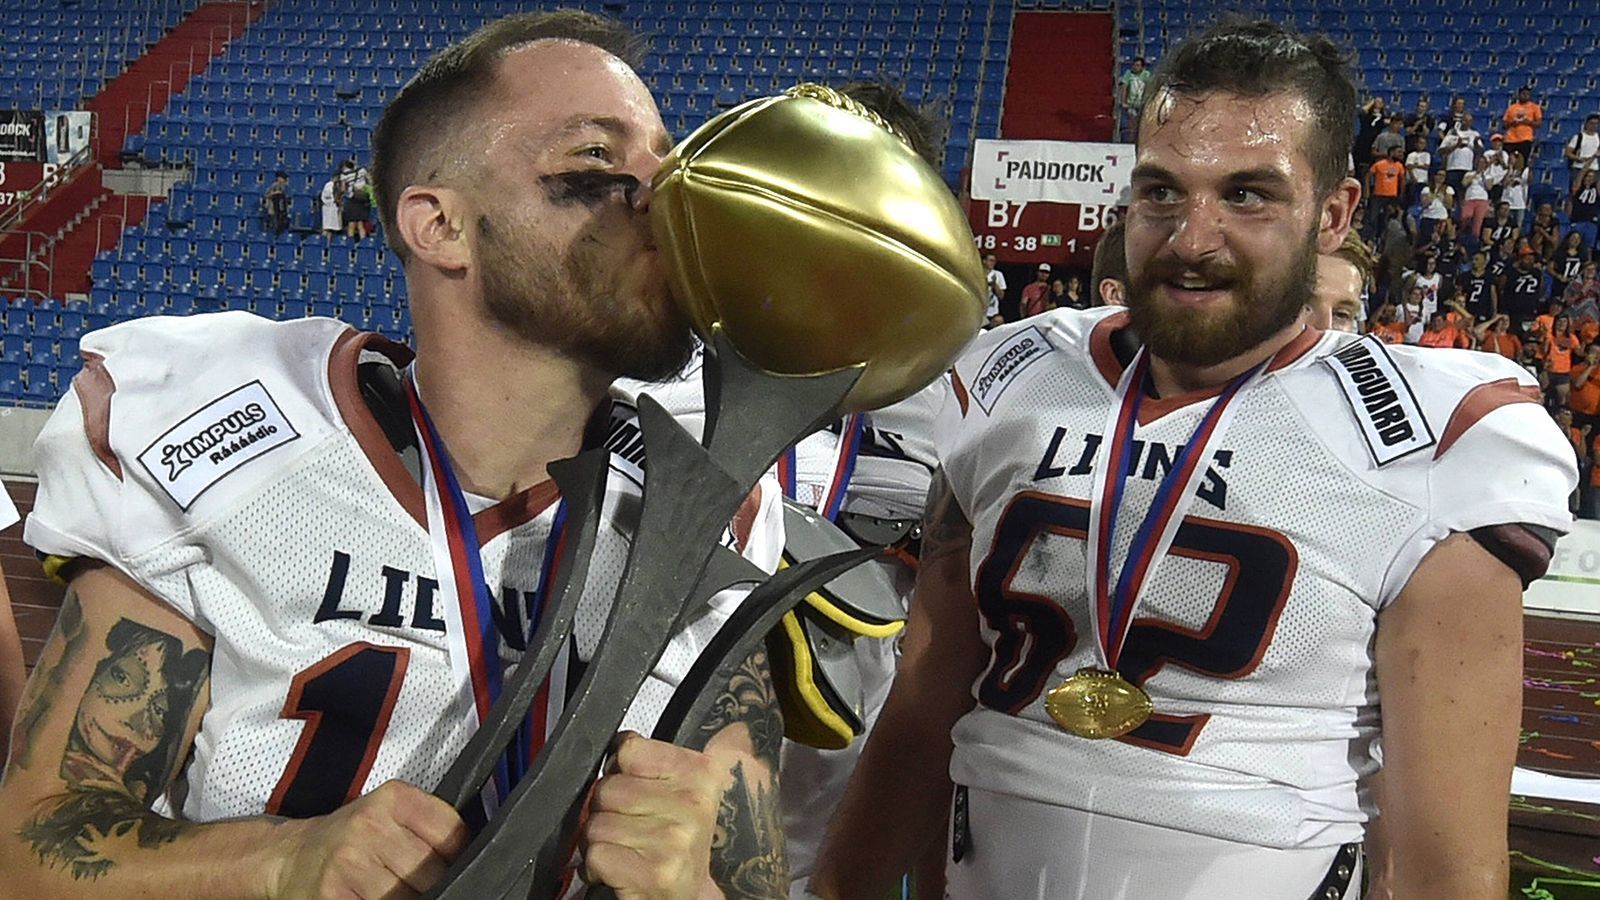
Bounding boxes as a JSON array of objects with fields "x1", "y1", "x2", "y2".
[
  {"x1": 1125, "y1": 223, "x2": 1317, "y2": 369},
  {"x1": 475, "y1": 211, "x2": 695, "y2": 382}
]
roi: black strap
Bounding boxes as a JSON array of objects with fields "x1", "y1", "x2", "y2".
[{"x1": 1305, "y1": 843, "x2": 1362, "y2": 900}]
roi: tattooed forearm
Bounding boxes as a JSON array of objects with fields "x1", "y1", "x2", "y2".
[
  {"x1": 18, "y1": 616, "x2": 209, "y2": 880},
  {"x1": 698, "y1": 649, "x2": 783, "y2": 766},
  {"x1": 918, "y1": 469, "x2": 972, "y2": 570},
  {"x1": 12, "y1": 589, "x2": 89, "y2": 770},
  {"x1": 709, "y1": 761, "x2": 788, "y2": 900}
]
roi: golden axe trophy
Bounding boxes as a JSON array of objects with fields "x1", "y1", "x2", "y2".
[{"x1": 424, "y1": 85, "x2": 984, "y2": 898}]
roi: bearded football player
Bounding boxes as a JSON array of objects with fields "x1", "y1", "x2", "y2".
[{"x1": 815, "y1": 20, "x2": 1575, "y2": 900}]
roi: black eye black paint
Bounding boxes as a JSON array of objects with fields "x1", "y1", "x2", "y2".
[{"x1": 541, "y1": 171, "x2": 639, "y2": 207}]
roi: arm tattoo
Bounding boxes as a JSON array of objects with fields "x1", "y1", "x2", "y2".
[
  {"x1": 918, "y1": 469, "x2": 973, "y2": 570},
  {"x1": 709, "y1": 761, "x2": 787, "y2": 900},
  {"x1": 697, "y1": 649, "x2": 782, "y2": 765},
  {"x1": 700, "y1": 650, "x2": 787, "y2": 899},
  {"x1": 18, "y1": 617, "x2": 209, "y2": 880},
  {"x1": 11, "y1": 589, "x2": 89, "y2": 770}
]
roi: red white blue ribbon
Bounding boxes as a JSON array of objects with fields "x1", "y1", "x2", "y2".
[
  {"x1": 1084, "y1": 350, "x2": 1268, "y2": 669},
  {"x1": 778, "y1": 413, "x2": 865, "y2": 522},
  {"x1": 405, "y1": 372, "x2": 567, "y2": 809}
]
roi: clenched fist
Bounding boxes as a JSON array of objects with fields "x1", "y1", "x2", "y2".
[
  {"x1": 581, "y1": 732, "x2": 728, "y2": 900},
  {"x1": 269, "y1": 779, "x2": 468, "y2": 900}
]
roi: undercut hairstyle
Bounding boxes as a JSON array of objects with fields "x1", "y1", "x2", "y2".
[
  {"x1": 836, "y1": 81, "x2": 943, "y2": 168},
  {"x1": 370, "y1": 10, "x2": 644, "y2": 260},
  {"x1": 1142, "y1": 19, "x2": 1357, "y2": 195},
  {"x1": 1092, "y1": 219, "x2": 1128, "y2": 288},
  {"x1": 1331, "y1": 229, "x2": 1376, "y2": 291}
]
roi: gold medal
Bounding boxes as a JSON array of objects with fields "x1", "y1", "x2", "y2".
[{"x1": 1045, "y1": 668, "x2": 1153, "y2": 739}]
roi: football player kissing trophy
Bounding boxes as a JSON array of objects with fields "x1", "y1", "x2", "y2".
[{"x1": 422, "y1": 84, "x2": 985, "y2": 898}]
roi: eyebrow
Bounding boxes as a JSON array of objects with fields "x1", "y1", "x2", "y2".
[
  {"x1": 555, "y1": 114, "x2": 673, "y2": 158},
  {"x1": 1129, "y1": 164, "x2": 1294, "y2": 190}
]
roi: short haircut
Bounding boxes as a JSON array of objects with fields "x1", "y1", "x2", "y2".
[
  {"x1": 1092, "y1": 219, "x2": 1127, "y2": 289},
  {"x1": 1330, "y1": 229, "x2": 1376, "y2": 291},
  {"x1": 836, "y1": 81, "x2": 943, "y2": 167},
  {"x1": 370, "y1": 10, "x2": 644, "y2": 260},
  {"x1": 1142, "y1": 19, "x2": 1356, "y2": 195}
]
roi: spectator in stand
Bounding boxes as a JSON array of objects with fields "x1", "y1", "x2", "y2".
[
  {"x1": 1368, "y1": 301, "x2": 1409, "y2": 344},
  {"x1": 1439, "y1": 113, "x2": 1482, "y2": 194},
  {"x1": 981, "y1": 252, "x2": 1005, "y2": 327},
  {"x1": 1569, "y1": 169, "x2": 1599, "y2": 250},
  {"x1": 1483, "y1": 133, "x2": 1509, "y2": 197},
  {"x1": 1564, "y1": 260, "x2": 1600, "y2": 313},
  {"x1": 1502, "y1": 153, "x2": 1531, "y2": 230},
  {"x1": 1550, "y1": 230, "x2": 1590, "y2": 301},
  {"x1": 1090, "y1": 219, "x2": 1126, "y2": 306},
  {"x1": 1502, "y1": 86, "x2": 1543, "y2": 164},
  {"x1": 1056, "y1": 274, "x2": 1089, "y2": 311},
  {"x1": 1478, "y1": 314, "x2": 1522, "y2": 359},
  {"x1": 319, "y1": 166, "x2": 344, "y2": 241},
  {"x1": 1569, "y1": 344, "x2": 1600, "y2": 433},
  {"x1": 1419, "y1": 168, "x2": 1455, "y2": 236},
  {"x1": 260, "y1": 170, "x2": 290, "y2": 235},
  {"x1": 1371, "y1": 115, "x2": 1407, "y2": 165},
  {"x1": 1460, "y1": 250, "x2": 1499, "y2": 320},
  {"x1": 1354, "y1": 96, "x2": 1390, "y2": 184},
  {"x1": 1563, "y1": 114, "x2": 1600, "y2": 181},
  {"x1": 1530, "y1": 202, "x2": 1562, "y2": 258},
  {"x1": 1019, "y1": 263, "x2": 1052, "y2": 318},
  {"x1": 1437, "y1": 94, "x2": 1469, "y2": 135},
  {"x1": 1460, "y1": 154, "x2": 1493, "y2": 242},
  {"x1": 1505, "y1": 249, "x2": 1549, "y2": 330},
  {"x1": 1417, "y1": 311, "x2": 1469, "y2": 348},
  {"x1": 1366, "y1": 144, "x2": 1407, "y2": 237},
  {"x1": 1405, "y1": 95, "x2": 1436, "y2": 138},
  {"x1": 1407, "y1": 253, "x2": 1444, "y2": 318},
  {"x1": 1117, "y1": 56, "x2": 1151, "y2": 141},
  {"x1": 1404, "y1": 134, "x2": 1431, "y2": 208},
  {"x1": 1378, "y1": 203, "x2": 1415, "y2": 299},
  {"x1": 1544, "y1": 316, "x2": 1583, "y2": 406},
  {"x1": 342, "y1": 164, "x2": 374, "y2": 241}
]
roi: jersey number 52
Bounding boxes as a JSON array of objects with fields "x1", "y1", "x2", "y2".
[{"x1": 974, "y1": 492, "x2": 1296, "y2": 756}]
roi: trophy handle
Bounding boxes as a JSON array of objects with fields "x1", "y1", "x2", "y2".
[{"x1": 430, "y1": 449, "x2": 611, "y2": 811}]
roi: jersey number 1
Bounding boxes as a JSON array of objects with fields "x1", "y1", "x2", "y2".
[
  {"x1": 974, "y1": 492, "x2": 1296, "y2": 755},
  {"x1": 266, "y1": 643, "x2": 410, "y2": 818}
]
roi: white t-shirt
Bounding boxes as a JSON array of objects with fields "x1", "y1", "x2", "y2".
[
  {"x1": 1420, "y1": 185, "x2": 1453, "y2": 220},
  {"x1": 1464, "y1": 172, "x2": 1491, "y2": 202},
  {"x1": 1568, "y1": 132, "x2": 1600, "y2": 172},
  {"x1": 1504, "y1": 172, "x2": 1530, "y2": 211},
  {"x1": 985, "y1": 269, "x2": 1007, "y2": 319},
  {"x1": 1441, "y1": 129, "x2": 1480, "y2": 170},
  {"x1": 1405, "y1": 151, "x2": 1431, "y2": 185},
  {"x1": 1484, "y1": 158, "x2": 1508, "y2": 189}
]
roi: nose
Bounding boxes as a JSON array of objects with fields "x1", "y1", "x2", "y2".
[
  {"x1": 627, "y1": 149, "x2": 665, "y2": 214},
  {"x1": 1166, "y1": 197, "x2": 1226, "y2": 264}
]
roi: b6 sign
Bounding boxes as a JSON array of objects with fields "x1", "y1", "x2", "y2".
[{"x1": 966, "y1": 198, "x2": 1120, "y2": 268}]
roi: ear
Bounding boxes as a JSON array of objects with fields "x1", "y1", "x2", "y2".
[
  {"x1": 1317, "y1": 176, "x2": 1363, "y2": 255},
  {"x1": 1098, "y1": 278, "x2": 1125, "y2": 307},
  {"x1": 396, "y1": 185, "x2": 471, "y2": 272}
]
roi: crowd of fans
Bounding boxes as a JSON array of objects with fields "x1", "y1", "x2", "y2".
[{"x1": 1348, "y1": 90, "x2": 1600, "y2": 518}]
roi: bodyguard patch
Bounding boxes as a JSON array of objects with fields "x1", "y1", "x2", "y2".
[
  {"x1": 971, "y1": 325, "x2": 1054, "y2": 413},
  {"x1": 1322, "y1": 337, "x2": 1435, "y2": 466},
  {"x1": 137, "y1": 381, "x2": 299, "y2": 509}
]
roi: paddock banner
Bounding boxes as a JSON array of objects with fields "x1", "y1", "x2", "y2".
[
  {"x1": 969, "y1": 138, "x2": 1133, "y2": 206},
  {"x1": 0, "y1": 110, "x2": 46, "y2": 162}
]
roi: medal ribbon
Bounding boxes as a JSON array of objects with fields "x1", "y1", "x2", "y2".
[
  {"x1": 1085, "y1": 350, "x2": 1269, "y2": 670},
  {"x1": 777, "y1": 413, "x2": 865, "y2": 522},
  {"x1": 405, "y1": 373, "x2": 568, "y2": 806}
]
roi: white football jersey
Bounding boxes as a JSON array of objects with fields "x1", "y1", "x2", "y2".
[
  {"x1": 25, "y1": 311, "x2": 783, "y2": 822},
  {"x1": 936, "y1": 306, "x2": 1575, "y2": 849},
  {"x1": 0, "y1": 481, "x2": 16, "y2": 531}
]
